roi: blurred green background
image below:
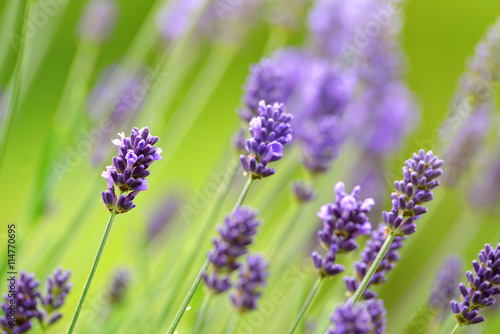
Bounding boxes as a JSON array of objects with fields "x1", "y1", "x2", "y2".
[{"x1": 1, "y1": 0, "x2": 500, "y2": 333}]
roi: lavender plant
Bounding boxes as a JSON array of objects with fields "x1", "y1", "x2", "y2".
[
  {"x1": 0, "y1": 269, "x2": 72, "y2": 333},
  {"x1": 289, "y1": 182, "x2": 375, "y2": 333},
  {"x1": 349, "y1": 150, "x2": 444, "y2": 303},
  {"x1": 230, "y1": 254, "x2": 269, "y2": 313},
  {"x1": 77, "y1": 0, "x2": 118, "y2": 43},
  {"x1": 67, "y1": 126, "x2": 162, "y2": 333},
  {"x1": 326, "y1": 299, "x2": 387, "y2": 334},
  {"x1": 450, "y1": 243, "x2": 500, "y2": 333},
  {"x1": 166, "y1": 100, "x2": 293, "y2": 334}
]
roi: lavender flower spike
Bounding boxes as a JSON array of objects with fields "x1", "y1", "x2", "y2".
[
  {"x1": 202, "y1": 207, "x2": 261, "y2": 294},
  {"x1": 41, "y1": 268, "x2": 72, "y2": 325},
  {"x1": 240, "y1": 101, "x2": 293, "y2": 179},
  {"x1": 451, "y1": 243, "x2": 500, "y2": 327},
  {"x1": 326, "y1": 299, "x2": 387, "y2": 334},
  {"x1": 101, "y1": 126, "x2": 162, "y2": 214},
  {"x1": 383, "y1": 149, "x2": 444, "y2": 236},
  {"x1": 231, "y1": 254, "x2": 269, "y2": 313},
  {"x1": 312, "y1": 182, "x2": 375, "y2": 278},
  {"x1": 0, "y1": 271, "x2": 41, "y2": 334}
]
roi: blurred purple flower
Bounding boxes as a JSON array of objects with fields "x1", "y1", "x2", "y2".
[
  {"x1": 230, "y1": 254, "x2": 269, "y2": 313},
  {"x1": 326, "y1": 299, "x2": 386, "y2": 334},
  {"x1": 429, "y1": 256, "x2": 462, "y2": 311},
  {"x1": 148, "y1": 194, "x2": 183, "y2": 240},
  {"x1": 202, "y1": 207, "x2": 260, "y2": 294},
  {"x1": 108, "y1": 268, "x2": 131, "y2": 304},
  {"x1": 470, "y1": 144, "x2": 500, "y2": 209},
  {"x1": 41, "y1": 268, "x2": 72, "y2": 325},
  {"x1": 0, "y1": 271, "x2": 42, "y2": 333},
  {"x1": 78, "y1": 0, "x2": 118, "y2": 43},
  {"x1": 292, "y1": 180, "x2": 316, "y2": 203}
]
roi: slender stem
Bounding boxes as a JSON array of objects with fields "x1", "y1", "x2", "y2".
[
  {"x1": 350, "y1": 232, "x2": 396, "y2": 304},
  {"x1": 192, "y1": 294, "x2": 213, "y2": 334},
  {"x1": 67, "y1": 212, "x2": 116, "y2": 334},
  {"x1": 166, "y1": 177, "x2": 255, "y2": 334},
  {"x1": 288, "y1": 277, "x2": 324, "y2": 334},
  {"x1": 233, "y1": 178, "x2": 254, "y2": 212},
  {"x1": 450, "y1": 323, "x2": 463, "y2": 334},
  {"x1": 224, "y1": 313, "x2": 239, "y2": 334}
]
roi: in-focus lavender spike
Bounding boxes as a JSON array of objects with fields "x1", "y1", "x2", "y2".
[
  {"x1": 312, "y1": 182, "x2": 374, "y2": 278},
  {"x1": 101, "y1": 127, "x2": 162, "y2": 214}
]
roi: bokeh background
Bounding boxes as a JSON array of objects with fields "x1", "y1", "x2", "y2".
[{"x1": 1, "y1": 0, "x2": 500, "y2": 333}]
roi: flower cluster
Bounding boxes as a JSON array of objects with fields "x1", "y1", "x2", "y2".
[
  {"x1": 312, "y1": 182, "x2": 374, "y2": 278},
  {"x1": 230, "y1": 254, "x2": 269, "y2": 313},
  {"x1": 101, "y1": 127, "x2": 162, "y2": 214},
  {"x1": 202, "y1": 207, "x2": 260, "y2": 294},
  {"x1": 451, "y1": 243, "x2": 500, "y2": 326},
  {"x1": 326, "y1": 299, "x2": 387, "y2": 334},
  {"x1": 383, "y1": 150, "x2": 444, "y2": 236},
  {"x1": 429, "y1": 256, "x2": 462, "y2": 311},
  {"x1": 1, "y1": 272, "x2": 41, "y2": 334},
  {"x1": 240, "y1": 60, "x2": 284, "y2": 121},
  {"x1": 344, "y1": 224, "x2": 405, "y2": 299},
  {"x1": 0, "y1": 269, "x2": 72, "y2": 333},
  {"x1": 41, "y1": 268, "x2": 72, "y2": 325},
  {"x1": 240, "y1": 101, "x2": 293, "y2": 179}
]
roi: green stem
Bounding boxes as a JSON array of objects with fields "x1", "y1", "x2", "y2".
[
  {"x1": 350, "y1": 232, "x2": 396, "y2": 304},
  {"x1": 0, "y1": 0, "x2": 33, "y2": 171},
  {"x1": 450, "y1": 323, "x2": 463, "y2": 334},
  {"x1": 67, "y1": 212, "x2": 116, "y2": 334},
  {"x1": 192, "y1": 294, "x2": 213, "y2": 334},
  {"x1": 166, "y1": 177, "x2": 255, "y2": 334},
  {"x1": 288, "y1": 277, "x2": 324, "y2": 334}
]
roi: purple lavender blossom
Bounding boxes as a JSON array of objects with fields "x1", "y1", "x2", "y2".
[
  {"x1": 108, "y1": 268, "x2": 131, "y2": 304},
  {"x1": 451, "y1": 243, "x2": 500, "y2": 326},
  {"x1": 326, "y1": 299, "x2": 386, "y2": 334},
  {"x1": 292, "y1": 181, "x2": 316, "y2": 203},
  {"x1": 240, "y1": 101, "x2": 293, "y2": 179},
  {"x1": 346, "y1": 81, "x2": 417, "y2": 154},
  {"x1": 240, "y1": 60, "x2": 284, "y2": 122},
  {"x1": 344, "y1": 223, "x2": 405, "y2": 299},
  {"x1": 429, "y1": 256, "x2": 462, "y2": 311},
  {"x1": 41, "y1": 268, "x2": 72, "y2": 325},
  {"x1": 230, "y1": 254, "x2": 269, "y2": 313},
  {"x1": 383, "y1": 150, "x2": 444, "y2": 236},
  {"x1": 202, "y1": 207, "x2": 261, "y2": 294},
  {"x1": 312, "y1": 182, "x2": 375, "y2": 278},
  {"x1": 77, "y1": 0, "x2": 118, "y2": 43},
  {"x1": 101, "y1": 127, "x2": 162, "y2": 214},
  {"x1": 0, "y1": 271, "x2": 41, "y2": 333}
]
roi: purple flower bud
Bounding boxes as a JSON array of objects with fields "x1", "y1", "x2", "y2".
[
  {"x1": 108, "y1": 268, "x2": 131, "y2": 304},
  {"x1": 291, "y1": 181, "x2": 316, "y2": 203},
  {"x1": 327, "y1": 299, "x2": 386, "y2": 334}
]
